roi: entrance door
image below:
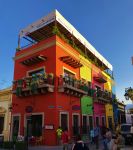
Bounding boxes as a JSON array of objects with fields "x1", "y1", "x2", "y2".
[
  {"x1": 88, "y1": 116, "x2": 93, "y2": 130},
  {"x1": 108, "y1": 117, "x2": 113, "y2": 129},
  {"x1": 60, "y1": 113, "x2": 68, "y2": 131},
  {"x1": 12, "y1": 116, "x2": 20, "y2": 138},
  {"x1": 0, "y1": 116, "x2": 4, "y2": 134},
  {"x1": 82, "y1": 115, "x2": 87, "y2": 134},
  {"x1": 73, "y1": 114, "x2": 79, "y2": 135},
  {"x1": 26, "y1": 114, "x2": 42, "y2": 137}
]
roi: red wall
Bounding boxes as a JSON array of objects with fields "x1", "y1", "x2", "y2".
[{"x1": 12, "y1": 35, "x2": 82, "y2": 145}]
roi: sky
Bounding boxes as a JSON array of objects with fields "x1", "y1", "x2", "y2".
[{"x1": 0, "y1": 0, "x2": 133, "y2": 104}]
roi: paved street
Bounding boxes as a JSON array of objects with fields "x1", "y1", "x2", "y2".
[
  {"x1": 28, "y1": 144, "x2": 133, "y2": 150},
  {"x1": 0, "y1": 144, "x2": 133, "y2": 150}
]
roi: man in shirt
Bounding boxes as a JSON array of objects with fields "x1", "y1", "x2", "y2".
[{"x1": 56, "y1": 126, "x2": 62, "y2": 145}]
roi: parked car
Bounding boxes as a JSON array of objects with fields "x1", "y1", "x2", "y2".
[{"x1": 120, "y1": 123, "x2": 132, "y2": 145}]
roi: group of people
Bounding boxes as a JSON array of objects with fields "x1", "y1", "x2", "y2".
[
  {"x1": 56, "y1": 124, "x2": 131, "y2": 150},
  {"x1": 56, "y1": 126, "x2": 89, "y2": 150},
  {"x1": 101, "y1": 126, "x2": 125, "y2": 150}
]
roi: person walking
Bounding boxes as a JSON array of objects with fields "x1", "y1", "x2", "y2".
[
  {"x1": 72, "y1": 134, "x2": 89, "y2": 150},
  {"x1": 94, "y1": 125, "x2": 100, "y2": 149},
  {"x1": 130, "y1": 123, "x2": 133, "y2": 142},
  {"x1": 90, "y1": 129, "x2": 94, "y2": 144},
  {"x1": 61, "y1": 127, "x2": 70, "y2": 150},
  {"x1": 56, "y1": 126, "x2": 62, "y2": 145}
]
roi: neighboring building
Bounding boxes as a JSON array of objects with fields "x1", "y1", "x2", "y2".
[
  {"x1": 12, "y1": 10, "x2": 115, "y2": 145},
  {"x1": 117, "y1": 101, "x2": 126, "y2": 124},
  {"x1": 0, "y1": 87, "x2": 12, "y2": 141},
  {"x1": 125, "y1": 104, "x2": 133, "y2": 124}
]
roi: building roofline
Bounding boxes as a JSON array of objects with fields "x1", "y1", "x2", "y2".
[{"x1": 19, "y1": 9, "x2": 113, "y2": 71}]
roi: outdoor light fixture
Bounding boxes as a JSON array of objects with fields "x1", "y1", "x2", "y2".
[
  {"x1": 124, "y1": 92, "x2": 129, "y2": 100},
  {"x1": 124, "y1": 87, "x2": 133, "y2": 100}
]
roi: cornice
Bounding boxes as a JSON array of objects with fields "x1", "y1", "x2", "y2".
[{"x1": 13, "y1": 41, "x2": 56, "y2": 60}]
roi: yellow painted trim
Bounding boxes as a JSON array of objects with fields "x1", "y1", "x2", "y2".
[{"x1": 63, "y1": 67, "x2": 76, "y2": 75}]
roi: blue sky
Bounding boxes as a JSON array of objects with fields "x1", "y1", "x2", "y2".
[{"x1": 0, "y1": 0, "x2": 133, "y2": 104}]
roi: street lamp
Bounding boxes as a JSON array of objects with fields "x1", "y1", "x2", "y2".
[{"x1": 124, "y1": 92, "x2": 129, "y2": 100}]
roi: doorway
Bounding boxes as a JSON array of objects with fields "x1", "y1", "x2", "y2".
[
  {"x1": 0, "y1": 116, "x2": 4, "y2": 134},
  {"x1": 60, "y1": 112, "x2": 68, "y2": 131},
  {"x1": 25, "y1": 114, "x2": 43, "y2": 137},
  {"x1": 108, "y1": 117, "x2": 113, "y2": 130},
  {"x1": 88, "y1": 116, "x2": 93, "y2": 130},
  {"x1": 12, "y1": 116, "x2": 20, "y2": 138},
  {"x1": 72, "y1": 114, "x2": 80, "y2": 135}
]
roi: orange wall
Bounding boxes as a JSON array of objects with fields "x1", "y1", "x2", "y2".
[{"x1": 55, "y1": 36, "x2": 81, "y2": 137}]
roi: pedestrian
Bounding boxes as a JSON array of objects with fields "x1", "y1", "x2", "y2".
[
  {"x1": 61, "y1": 127, "x2": 70, "y2": 150},
  {"x1": 56, "y1": 126, "x2": 62, "y2": 145},
  {"x1": 116, "y1": 123, "x2": 120, "y2": 135},
  {"x1": 106, "y1": 129, "x2": 115, "y2": 150},
  {"x1": 130, "y1": 123, "x2": 133, "y2": 140},
  {"x1": 113, "y1": 132, "x2": 125, "y2": 150},
  {"x1": 72, "y1": 134, "x2": 89, "y2": 150},
  {"x1": 102, "y1": 128, "x2": 109, "y2": 150},
  {"x1": 94, "y1": 125, "x2": 100, "y2": 149},
  {"x1": 90, "y1": 129, "x2": 94, "y2": 144}
]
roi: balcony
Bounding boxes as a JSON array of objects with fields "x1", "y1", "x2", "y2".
[
  {"x1": 94, "y1": 90, "x2": 112, "y2": 103},
  {"x1": 12, "y1": 73, "x2": 54, "y2": 97},
  {"x1": 58, "y1": 75, "x2": 88, "y2": 98},
  {"x1": 94, "y1": 73, "x2": 107, "y2": 83}
]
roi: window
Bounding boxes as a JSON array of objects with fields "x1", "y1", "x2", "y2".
[
  {"x1": 64, "y1": 69, "x2": 75, "y2": 78},
  {"x1": 28, "y1": 68, "x2": 45, "y2": 76}
]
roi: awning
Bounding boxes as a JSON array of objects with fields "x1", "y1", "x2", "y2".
[
  {"x1": 60, "y1": 56, "x2": 83, "y2": 68},
  {"x1": 21, "y1": 55, "x2": 47, "y2": 66}
]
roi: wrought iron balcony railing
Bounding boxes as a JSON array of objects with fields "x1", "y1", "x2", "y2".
[
  {"x1": 58, "y1": 75, "x2": 88, "y2": 98},
  {"x1": 12, "y1": 73, "x2": 54, "y2": 97}
]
